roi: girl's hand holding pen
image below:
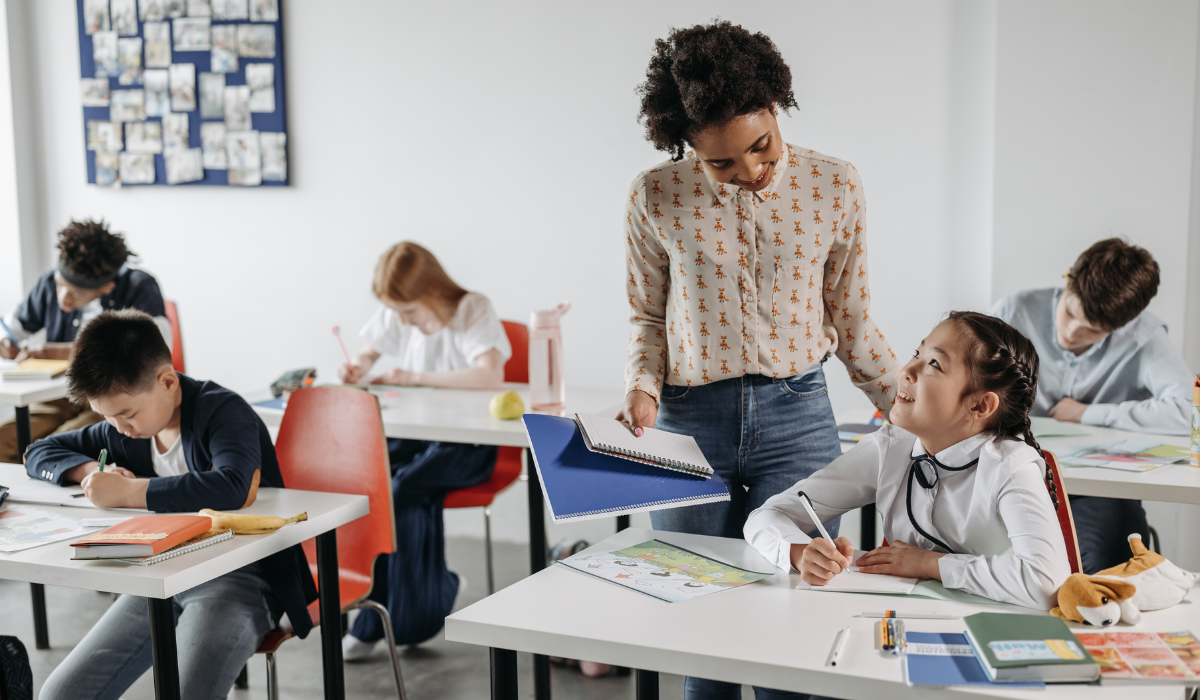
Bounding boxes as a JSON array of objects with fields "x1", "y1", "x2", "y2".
[{"x1": 792, "y1": 536, "x2": 855, "y2": 586}]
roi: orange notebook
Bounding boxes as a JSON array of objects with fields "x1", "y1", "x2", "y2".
[{"x1": 70, "y1": 515, "x2": 213, "y2": 559}]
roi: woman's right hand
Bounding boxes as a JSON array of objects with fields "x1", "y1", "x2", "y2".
[
  {"x1": 615, "y1": 389, "x2": 658, "y2": 437},
  {"x1": 792, "y1": 537, "x2": 855, "y2": 586}
]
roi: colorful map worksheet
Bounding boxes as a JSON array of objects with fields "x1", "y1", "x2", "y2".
[
  {"x1": 0, "y1": 506, "x2": 96, "y2": 553},
  {"x1": 1078, "y1": 630, "x2": 1200, "y2": 682},
  {"x1": 1061, "y1": 441, "x2": 1190, "y2": 472},
  {"x1": 559, "y1": 539, "x2": 772, "y2": 603}
]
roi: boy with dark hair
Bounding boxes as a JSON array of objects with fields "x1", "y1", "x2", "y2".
[
  {"x1": 0, "y1": 219, "x2": 171, "y2": 462},
  {"x1": 24, "y1": 310, "x2": 316, "y2": 700},
  {"x1": 990, "y1": 238, "x2": 1192, "y2": 573}
]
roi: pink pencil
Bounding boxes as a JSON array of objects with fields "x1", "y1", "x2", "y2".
[{"x1": 332, "y1": 326, "x2": 352, "y2": 365}]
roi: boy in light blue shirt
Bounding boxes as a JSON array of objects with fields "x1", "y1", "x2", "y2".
[{"x1": 990, "y1": 238, "x2": 1192, "y2": 573}]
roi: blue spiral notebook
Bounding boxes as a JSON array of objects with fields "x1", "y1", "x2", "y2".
[{"x1": 522, "y1": 414, "x2": 731, "y2": 522}]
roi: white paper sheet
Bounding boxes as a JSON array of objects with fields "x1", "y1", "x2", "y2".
[{"x1": 795, "y1": 549, "x2": 918, "y2": 594}]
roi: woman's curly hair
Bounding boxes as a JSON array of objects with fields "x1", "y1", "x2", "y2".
[
  {"x1": 637, "y1": 21, "x2": 798, "y2": 161},
  {"x1": 57, "y1": 219, "x2": 134, "y2": 280}
]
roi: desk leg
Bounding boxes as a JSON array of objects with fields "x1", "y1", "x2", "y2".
[
  {"x1": 316, "y1": 531, "x2": 345, "y2": 700},
  {"x1": 30, "y1": 583, "x2": 48, "y2": 650},
  {"x1": 635, "y1": 669, "x2": 659, "y2": 700},
  {"x1": 148, "y1": 597, "x2": 181, "y2": 700},
  {"x1": 860, "y1": 504, "x2": 876, "y2": 550},
  {"x1": 616, "y1": 515, "x2": 630, "y2": 531},
  {"x1": 524, "y1": 449, "x2": 551, "y2": 700},
  {"x1": 16, "y1": 407, "x2": 50, "y2": 651},
  {"x1": 490, "y1": 648, "x2": 518, "y2": 700}
]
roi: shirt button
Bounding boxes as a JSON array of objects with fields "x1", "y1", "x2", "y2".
[{"x1": 73, "y1": 319, "x2": 80, "y2": 327}]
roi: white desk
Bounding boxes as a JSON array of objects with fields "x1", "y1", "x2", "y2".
[
  {"x1": 249, "y1": 383, "x2": 626, "y2": 700},
  {"x1": 447, "y1": 527, "x2": 1187, "y2": 700},
  {"x1": 0, "y1": 463, "x2": 369, "y2": 700}
]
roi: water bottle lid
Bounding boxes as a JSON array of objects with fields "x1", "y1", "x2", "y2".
[{"x1": 530, "y1": 301, "x2": 571, "y2": 328}]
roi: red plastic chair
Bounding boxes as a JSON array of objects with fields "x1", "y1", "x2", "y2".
[
  {"x1": 443, "y1": 320, "x2": 528, "y2": 594},
  {"x1": 163, "y1": 300, "x2": 185, "y2": 373},
  {"x1": 1043, "y1": 450, "x2": 1083, "y2": 575},
  {"x1": 254, "y1": 386, "x2": 406, "y2": 700}
]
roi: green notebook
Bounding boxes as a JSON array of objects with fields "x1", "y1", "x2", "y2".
[{"x1": 963, "y1": 612, "x2": 1099, "y2": 683}]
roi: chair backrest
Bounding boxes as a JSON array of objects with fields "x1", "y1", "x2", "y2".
[
  {"x1": 274, "y1": 386, "x2": 396, "y2": 601},
  {"x1": 501, "y1": 320, "x2": 529, "y2": 384},
  {"x1": 163, "y1": 300, "x2": 186, "y2": 373},
  {"x1": 1043, "y1": 450, "x2": 1082, "y2": 575}
]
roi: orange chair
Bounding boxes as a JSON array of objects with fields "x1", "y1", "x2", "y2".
[
  {"x1": 163, "y1": 300, "x2": 185, "y2": 373},
  {"x1": 254, "y1": 386, "x2": 407, "y2": 700},
  {"x1": 1043, "y1": 450, "x2": 1083, "y2": 575},
  {"x1": 443, "y1": 320, "x2": 528, "y2": 594}
]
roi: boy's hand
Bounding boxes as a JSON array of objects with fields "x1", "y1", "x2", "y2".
[
  {"x1": 0, "y1": 339, "x2": 17, "y2": 360},
  {"x1": 80, "y1": 470, "x2": 149, "y2": 509},
  {"x1": 1049, "y1": 397, "x2": 1087, "y2": 423},
  {"x1": 14, "y1": 347, "x2": 44, "y2": 362},
  {"x1": 855, "y1": 540, "x2": 945, "y2": 580},
  {"x1": 793, "y1": 536, "x2": 854, "y2": 586},
  {"x1": 615, "y1": 389, "x2": 658, "y2": 437},
  {"x1": 62, "y1": 461, "x2": 136, "y2": 484}
]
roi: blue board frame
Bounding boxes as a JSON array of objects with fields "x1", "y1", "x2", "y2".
[{"x1": 75, "y1": 0, "x2": 288, "y2": 186}]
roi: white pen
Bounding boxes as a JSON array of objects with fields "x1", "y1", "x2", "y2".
[
  {"x1": 797, "y1": 491, "x2": 848, "y2": 566},
  {"x1": 857, "y1": 611, "x2": 959, "y2": 620},
  {"x1": 826, "y1": 626, "x2": 849, "y2": 667}
]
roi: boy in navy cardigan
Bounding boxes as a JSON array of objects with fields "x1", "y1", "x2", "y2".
[{"x1": 25, "y1": 309, "x2": 316, "y2": 700}]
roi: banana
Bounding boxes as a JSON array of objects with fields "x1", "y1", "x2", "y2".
[{"x1": 200, "y1": 508, "x2": 308, "y2": 535}]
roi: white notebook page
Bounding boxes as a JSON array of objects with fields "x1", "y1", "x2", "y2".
[
  {"x1": 575, "y1": 413, "x2": 712, "y2": 474},
  {"x1": 795, "y1": 549, "x2": 917, "y2": 594}
]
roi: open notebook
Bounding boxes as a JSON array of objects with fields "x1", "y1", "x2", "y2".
[{"x1": 574, "y1": 413, "x2": 713, "y2": 478}]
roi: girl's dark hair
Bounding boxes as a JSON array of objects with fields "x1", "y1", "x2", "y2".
[
  {"x1": 637, "y1": 21, "x2": 798, "y2": 161},
  {"x1": 947, "y1": 311, "x2": 1058, "y2": 508},
  {"x1": 57, "y1": 219, "x2": 134, "y2": 280}
]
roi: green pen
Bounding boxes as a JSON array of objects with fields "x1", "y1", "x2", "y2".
[{"x1": 97, "y1": 448, "x2": 108, "y2": 473}]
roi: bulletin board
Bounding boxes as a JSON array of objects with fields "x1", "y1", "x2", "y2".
[{"x1": 75, "y1": 0, "x2": 288, "y2": 187}]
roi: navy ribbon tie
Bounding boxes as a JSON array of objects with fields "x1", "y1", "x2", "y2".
[{"x1": 905, "y1": 454, "x2": 979, "y2": 555}]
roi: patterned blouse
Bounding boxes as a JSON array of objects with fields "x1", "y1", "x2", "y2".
[{"x1": 623, "y1": 142, "x2": 899, "y2": 413}]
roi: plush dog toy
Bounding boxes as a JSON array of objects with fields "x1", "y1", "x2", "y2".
[{"x1": 1051, "y1": 534, "x2": 1199, "y2": 626}]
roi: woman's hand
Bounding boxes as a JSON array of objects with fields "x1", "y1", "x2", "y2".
[
  {"x1": 80, "y1": 470, "x2": 149, "y2": 509},
  {"x1": 855, "y1": 540, "x2": 945, "y2": 580},
  {"x1": 615, "y1": 389, "x2": 658, "y2": 437},
  {"x1": 792, "y1": 537, "x2": 854, "y2": 586}
]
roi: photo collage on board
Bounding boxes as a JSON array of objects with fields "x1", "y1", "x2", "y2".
[{"x1": 79, "y1": 0, "x2": 288, "y2": 187}]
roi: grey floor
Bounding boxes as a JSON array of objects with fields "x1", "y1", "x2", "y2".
[{"x1": 0, "y1": 537, "x2": 759, "y2": 699}]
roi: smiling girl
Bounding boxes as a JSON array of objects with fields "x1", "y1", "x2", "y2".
[
  {"x1": 744, "y1": 311, "x2": 1072, "y2": 610},
  {"x1": 337, "y1": 241, "x2": 511, "y2": 659}
]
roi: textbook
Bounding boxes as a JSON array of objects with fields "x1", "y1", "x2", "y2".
[
  {"x1": 112, "y1": 529, "x2": 234, "y2": 566},
  {"x1": 574, "y1": 413, "x2": 713, "y2": 478},
  {"x1": 522, "y1": 413, "x2": 730, "y2": 522},
  {"x1": 70, "y1": 515, "x2": 213, "y2": 559},
  {"x1": 1077, "y1": 630, "x2": 1200, "y2": 682},
  {"x1": 1, "y1": 359, "x2": 69, "y2": 380},
  {"x1": 963, "y1": 612, "x2": 1099, "y2": 683},
  {"x1": 903, "y1": 632, "x2": 1044, "y2": 687}
]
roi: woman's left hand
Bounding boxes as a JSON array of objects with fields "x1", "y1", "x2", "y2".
[{"x1": 855, "y1": 540, "x2": 945, "y2": 580}]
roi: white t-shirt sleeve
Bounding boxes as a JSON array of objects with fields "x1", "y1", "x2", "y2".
[
  {"x1": 454, "y1": 294, "x2": 512, "y2": 366},
  {"x1": 359, "y1": 305, "x2": 402, "y2": 356}
]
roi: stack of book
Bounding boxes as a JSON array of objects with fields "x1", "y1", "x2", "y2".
[{"x1": 70, "y1": 515, "x2": 232, "y2": 565}]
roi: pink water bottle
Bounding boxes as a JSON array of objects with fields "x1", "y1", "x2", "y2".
[{"x1": 529, "y1": 302, "x2": 570, "y2": 414}]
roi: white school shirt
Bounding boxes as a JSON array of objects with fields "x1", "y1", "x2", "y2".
[
  {"x1": 151, "y1": 434, "x2": 188, "y2": 477},
  {"x1": 360, "y1": 292, "x2": 512, "y2": 373},
  {"x1": 743, "y1": 425, "x2": 1071, "y2": 610}
]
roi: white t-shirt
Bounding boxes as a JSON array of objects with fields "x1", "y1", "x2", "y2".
[
  {"x1": 360, "y1": 292, "x2": 512, "y2": 373},
  {"x1": 151, "y1": 434, "x2": 188, "y2": 477}
]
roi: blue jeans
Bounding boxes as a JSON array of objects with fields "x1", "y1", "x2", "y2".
[
  {"x1": 348, "y1": 439, "x2": 496, "y2": 646},
  {"x1": 39, "y1": 565, "x2": 278, "y2": 700},
  {"x1": 651, "y1": 367, "x2": 841, "y2": 700}
]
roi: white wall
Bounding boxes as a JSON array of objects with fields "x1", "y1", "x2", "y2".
[{"x1": 992, "y1": 0, "x2": 1200, "y2": 568}]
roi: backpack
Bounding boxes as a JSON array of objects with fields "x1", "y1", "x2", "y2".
[{"x1": 0, "y1": 636, "x2": 32, "y2": 700}]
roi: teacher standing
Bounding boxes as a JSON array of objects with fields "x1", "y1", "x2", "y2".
[{"x1": 617, "y1": 18, "x2": 899, "y2": 666}]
